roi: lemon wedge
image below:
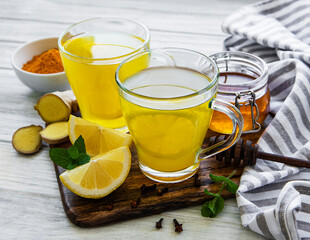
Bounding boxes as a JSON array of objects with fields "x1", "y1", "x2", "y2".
[
  {"x1": 60, "y1": 146, "x2": 131, "y2": 199},
  {"x1": 68, "y1": 115, "x2": 132, "y2": 157}
]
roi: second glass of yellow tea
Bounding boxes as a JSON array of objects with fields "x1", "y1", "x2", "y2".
[{"x1": 58, "y1": 18, "x2": 150, "y2": 129}]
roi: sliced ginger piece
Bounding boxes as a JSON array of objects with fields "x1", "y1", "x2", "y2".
[
  {"x1": 34, "y1": 90, "x2": 79, "y2": 123},
  {"x1": 40, "y1": 122, "x2": 69, "y2": 145},
  {"x1": 12, "y1": 125, "x2": 43, "y2": 154}
]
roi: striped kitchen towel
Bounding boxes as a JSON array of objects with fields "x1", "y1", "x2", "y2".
[{"x1": 222, "y1": 0, "x2": 310, "y2": 239}]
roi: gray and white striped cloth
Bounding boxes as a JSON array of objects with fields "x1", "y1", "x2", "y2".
[{"x1": 222, "y1": 0, "x2": 310, "y2": 239}]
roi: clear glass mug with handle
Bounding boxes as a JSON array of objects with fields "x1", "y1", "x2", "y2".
[{"x1": 116, "y1": 48, "x2": 244, "y2": 183}]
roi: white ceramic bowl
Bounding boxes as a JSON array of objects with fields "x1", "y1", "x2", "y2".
[{"x1": 11, "y1": 37, "x2": 71, "y2": 93}]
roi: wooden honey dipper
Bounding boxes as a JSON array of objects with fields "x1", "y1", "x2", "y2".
[{"x1": 205, "y1": 136, "x2": 310, "y2": 168}]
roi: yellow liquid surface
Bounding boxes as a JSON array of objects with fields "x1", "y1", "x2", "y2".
[
  {"x1": 61, "y1": 33, "x2": 147, "y2": 129},
  {"x1": 121, "y1": 67, "x2": 214, "y2": 172}
]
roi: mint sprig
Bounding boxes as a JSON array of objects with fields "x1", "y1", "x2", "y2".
[
  {"x1": 201, "y1": 170, "x2": 238, "y2": 218},
  {"x1": 49, "y1": 135, "x2": 90, "y2": 170}
]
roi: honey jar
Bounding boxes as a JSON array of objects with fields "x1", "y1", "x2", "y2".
[{"x1": 209, "y1": 51, "x2": 270, "y2": 134}]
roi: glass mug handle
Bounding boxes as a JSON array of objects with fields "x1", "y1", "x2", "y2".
[{"x1": 199, "y1": 99, "x2": 244, "y2": 160}]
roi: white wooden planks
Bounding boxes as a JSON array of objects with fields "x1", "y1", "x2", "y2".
[{"x1": 0, "y1": 0, "x2": 266, "y2": 239}]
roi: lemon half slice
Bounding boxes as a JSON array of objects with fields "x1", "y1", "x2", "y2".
[
  {"x1": 68, "y1": 115, "x2": 132, "y2": 157},
  {"x1": 60, "y1": 146, "x2": 131, "y2": 199}
]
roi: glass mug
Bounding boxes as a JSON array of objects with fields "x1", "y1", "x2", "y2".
[
  {"x1": 58, "y1": 18, "x2": 150, "y2": 129},
  {"x1": 116, "y1": 48, "x2": 244, "y2": 183}
]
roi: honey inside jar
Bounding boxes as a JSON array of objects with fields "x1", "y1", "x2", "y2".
[
  {"x1": 209, "y1": 72, "x2": 270, "y2": 134},
  {"x1": 209, "y1": 51, "x2": 269, "y2": 134}
]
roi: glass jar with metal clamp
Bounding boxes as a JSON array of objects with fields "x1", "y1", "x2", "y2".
[{"x1": 209, "y1": 51, "x2": 270, "y2": 134}]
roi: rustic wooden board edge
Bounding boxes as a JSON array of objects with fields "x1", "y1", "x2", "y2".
[
  {"x1": 53, "y1": 163, "x2": 79, "y2": 226},
  {"x1": 53, "y1": 159, "x2": 243, "y2": 228}
]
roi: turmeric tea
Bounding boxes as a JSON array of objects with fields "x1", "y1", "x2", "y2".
[{"x1": 22, "y1": 49, "x2": 64, "y2": 74}]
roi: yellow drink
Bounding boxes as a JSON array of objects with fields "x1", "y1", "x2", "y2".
[
  {"x1": 60, "y1": 32, "x2": 148, "y2": 129},
  {"x1": 120, "y1": 67, "x2": 215, "y2": 172}
]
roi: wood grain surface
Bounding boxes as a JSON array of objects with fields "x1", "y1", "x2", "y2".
[{"x1": 0, "y1": 0, "x2": 268, "y2": 239}]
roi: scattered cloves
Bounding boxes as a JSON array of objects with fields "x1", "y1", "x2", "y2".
[
  {"x1": 131, "y1": 197, "x2": 141, "y2": 208},
  {"x1": 157, "y1": 187, "x2": 168, "y2": 196},
  {"x1": 140, "y1": 183, "x2": 157, "y2": 194},
  {"x1": 173, "y1": 219, "x2": 183, "y2": 232},
  {"x1": 155, "y1": 218, "x2": 163, "y2": 229},
  {"x1": 107, "y1": 200, "x2": 114, "y2": 211},
  {"x1": 194, "y1": 173, "x2": 201, "y2": 187}
]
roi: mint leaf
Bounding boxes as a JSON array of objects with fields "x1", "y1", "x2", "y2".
[
  {"x1": 68, "y1": 145, "x2": 79, "y2": 159},
  {"x1": 49, "y1": 136, "x2": 90, "y2": 170},
  {"x1": 74, "y1": 135, "x2": 86, "y2": 154},
  {"x1": 204, "y1": 189, "x2": 220, "y2": 198},
  {"x1": 67, "y1": 162, "x2": 77, "y2": 170},
  {"x1": 208, "y1": 197, "x2": 217, "y2": 215},
  {"x1": 225, "y1": 179, "x2": 238, "y2": 194},
  {"x1": 49, "y1": 148, "x2": 72, "y2": 169},
  {"x1": 201, "y1": 202, "x2": 214, "y2": 217},
  {"x1": 201, "y1": 197, "x2": 224, "y2": 218},
  {"x1": 209, "y1": 174, "x2": 227, "y2": 183},
  {"x1": 210, "y1": 196, "x2": 224, "y2": 217},
  {"x1": 76, "y1": 153, "x2": 90, "y2": 166},
  {"x1": 201, "y1": 171, "x2": 237, "y2": 218}
]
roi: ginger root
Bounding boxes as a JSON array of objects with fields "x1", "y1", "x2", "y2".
[
  {"x1": 40, "y1": 122, "x2": 69, "y2": 145},
  {"x1": 12, "y1": 125, "x2": 43, "y2": 154},
  {"x1": 34, "y1": 90, "x2": 79, "y2": 123}
]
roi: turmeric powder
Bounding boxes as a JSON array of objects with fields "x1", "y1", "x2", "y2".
[{"x1": 22, "y1": 49, "x2": 64, "y2": 74}]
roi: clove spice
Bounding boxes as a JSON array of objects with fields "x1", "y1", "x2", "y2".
[
  {"x1": 194, "y1": 173, "x2": 201, "y2": 187},
  {"x1": 140, "y1": 184, "x2": 157, "y2": 194},
  {"x1": 173, "y1": 219, "x2": 183, "y2": 232},
  {"x1": 155, "y1": 218, "x2": 163, "y2": 229},
  {"x1": 157, "y1": 187, "x2": 168, "y2": 196},
  {"x1": 107, "y1": 200, "x2": 114, "y2": 211},
  {"x1": 131, "y1": 197, "x2": 141, "y2": 208}
]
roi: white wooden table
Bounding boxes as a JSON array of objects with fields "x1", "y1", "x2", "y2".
[{"x1": 0, "y1": 0, "x2": 266, "y2": 239}]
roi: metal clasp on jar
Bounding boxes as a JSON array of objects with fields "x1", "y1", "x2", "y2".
[{"x1": 235, "y1": 90, "x2": 261, "y2": 133}]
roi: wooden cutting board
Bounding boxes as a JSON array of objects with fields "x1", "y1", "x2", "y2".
[{"x1": 53, "y1": 128, "x2": 264, "y2": 228}]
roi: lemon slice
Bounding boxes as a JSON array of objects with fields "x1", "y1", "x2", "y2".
[
  {"x1": 60, "y1": 146, "x2": 131, "y2": 199},
  {"x1": 68, "y1": 115, "x2": 132, "y2": 157},
  {"x1": 128, "y1": 113, "x2": 195, "y2": 156}
]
